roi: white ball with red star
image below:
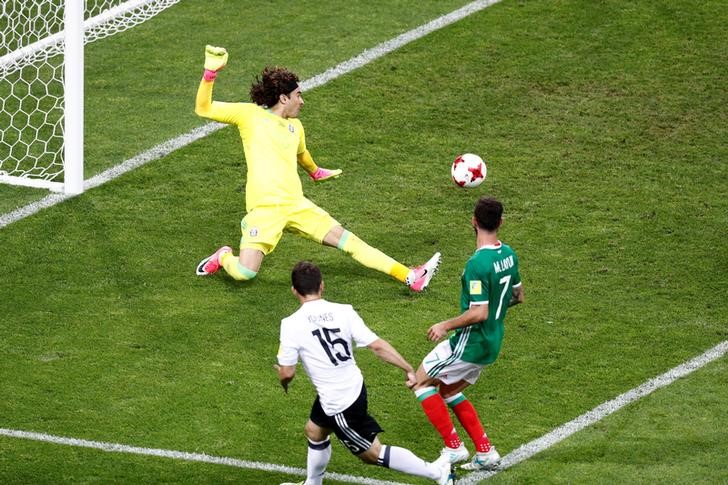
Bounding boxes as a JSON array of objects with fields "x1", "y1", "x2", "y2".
[{"x1": 451, "y1": 153, "x2": 487, "y2": 188}]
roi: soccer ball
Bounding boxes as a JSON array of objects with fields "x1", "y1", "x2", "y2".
[{"x1": 451, "y1": 153, "x2": 487, "y2": 188}]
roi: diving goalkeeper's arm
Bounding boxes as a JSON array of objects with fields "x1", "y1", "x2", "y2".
[
  {"x1": 297, "y1": 149, "x2": 342, "y2": 182},
  {"x1": 195, "y1": 45, "x2": 237, "y2": 122}
]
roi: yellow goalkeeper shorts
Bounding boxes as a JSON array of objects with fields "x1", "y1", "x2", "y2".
[{"x1": 240, "y1": 198, "x2": 339, "y2": 255}]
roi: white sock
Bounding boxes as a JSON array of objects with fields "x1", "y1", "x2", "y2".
[
  {"x1": 377, "y1": 444, "x2": 440, "y2": 480},
  {"x1": 305, "y1": 438, "x2": 331, "y2": 485}
]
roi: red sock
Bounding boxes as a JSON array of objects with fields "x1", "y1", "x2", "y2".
[
  {"x1": 451, "y1": 399, "x2": 491, "y2": 452},
  {"x1": 419, "y1": 393, "x2": 462, "y2": 448}
]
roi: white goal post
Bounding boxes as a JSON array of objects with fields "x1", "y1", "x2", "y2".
[{"x1": 0, "y1": 0, "x2": 180, "y2": 194}]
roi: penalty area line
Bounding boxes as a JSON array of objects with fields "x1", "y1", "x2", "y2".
[
  {"x1": 459, "y1": 339, "x2": 728, "y2": 484},
  {"x1": 2, "y1": 341, "x2": 724, "y2": 483},
  {"x1": 0, "y1": 428, "x2": 410, "y2": 485},
  {"x1": 0, "y1": 0, "x2": 502, "y2": 230}
]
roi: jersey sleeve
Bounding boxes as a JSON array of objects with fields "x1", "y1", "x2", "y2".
[
  {"x1": 464, "y1": 258, "x2": 489, "y2": 306},
  {"x1": 511, "y1": 251, "x2": 522, "y2": 287},
  {"x1": 277, "y1": 318, "x2": 299, "y2": 366},
  {"x1": 204, "y1": 101, "x2": 247, "y2": 125},
  {"x1": 296, "y1": 119, "x2": 307, "y2": 155},
  {"x1": 348, "y1": 306, "x2": 379, "y2": 348},
  {"x1": 195, "y1": 78, "x2": 246, "y2": 125}
]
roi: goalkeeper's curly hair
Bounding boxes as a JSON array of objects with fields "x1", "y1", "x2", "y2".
[{"x1": 249, "y1": 66, "x2": 300, "y2": 108}]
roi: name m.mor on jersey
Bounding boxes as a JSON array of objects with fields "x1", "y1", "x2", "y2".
[{"x1": 493, "y1": 254, "x2": 515, "y2": 274}]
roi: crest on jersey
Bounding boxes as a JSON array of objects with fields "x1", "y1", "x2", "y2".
[
  {"x1": 249, "y1": 228, "x2": 259, "y2": 237},
  {"x1": 469, "y1": 280, "x2": 482, "y2": 295},
  {"x1": 288, "y1": 123, "x2": 295, "y2": 133}
]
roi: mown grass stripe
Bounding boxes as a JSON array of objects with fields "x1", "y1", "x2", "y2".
[
  {"x1": 0, "y1": 0, "x2": 502, "y2": 230},
  {"x1": 3, "y1": 340, "x2": 724, "y2": 484},
  {"x1": 460, "y1": 340, "x2": 728, "y2": 483}
]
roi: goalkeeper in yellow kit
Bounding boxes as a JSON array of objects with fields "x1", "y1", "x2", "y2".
[{"x1": 194, "y1": 45, "x2": 440, "y2": 292}]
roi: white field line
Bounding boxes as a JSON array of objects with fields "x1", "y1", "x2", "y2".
[
  {"x1": 459, "y1": 339, "x2": 728, "y2": 484},
  {"x1": 0, "y1": 428, "x2": 408, "y2": 485},
  {"x1": 2, "y1": 340, "x2": 725, "y2": 483},
  {"x1": 0, "y1": 0, "x2": 502, "y2": 230}
]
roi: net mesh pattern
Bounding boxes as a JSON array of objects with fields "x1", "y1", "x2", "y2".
[{"x1": 0, "y1": 0, "x2": 180, "y2": 184}]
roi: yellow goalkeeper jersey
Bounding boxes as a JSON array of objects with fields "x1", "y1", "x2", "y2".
[{"x1": 198, "y1": 87, "x2": 306, "y2": 208}]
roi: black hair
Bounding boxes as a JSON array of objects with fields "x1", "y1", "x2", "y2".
[
  {"x1": 291, "y1": 261, "x2": 322, "y2": 296},
  {"x1": 474, "y1": 197, "x2": 503, "y2": 231}
]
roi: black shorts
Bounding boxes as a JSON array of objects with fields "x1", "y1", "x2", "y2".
[{"x1": 309, "y1": 382, "x2": 383, "y2": 455}]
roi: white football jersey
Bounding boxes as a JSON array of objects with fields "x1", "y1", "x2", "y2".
[{"x1": 278, "y1": 299, "x2": 379, "y2": 415}]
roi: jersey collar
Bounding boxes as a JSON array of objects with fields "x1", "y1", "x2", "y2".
[{"x1": 477, "y1": 240, "x2": 502, "y2": 251}]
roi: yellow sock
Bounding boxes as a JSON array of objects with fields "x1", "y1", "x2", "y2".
[
  {"x1": 339, "y1": 231, "x2": 410, "y2": 283},
  {"x1": 220, "y1": 252, "x2": 258, "y2": 281}
]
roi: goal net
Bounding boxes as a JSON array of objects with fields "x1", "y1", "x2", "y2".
[{"x1": 0, "y1": 0, "x2": 179, "y2": 194}]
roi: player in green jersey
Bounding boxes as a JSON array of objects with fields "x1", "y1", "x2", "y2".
[
  {"x1": 412, "y1": 197, "x2": 525, "y2": 471},
  {"x1": 193, "y1": 45, "x2": 440, "y2": 292}
]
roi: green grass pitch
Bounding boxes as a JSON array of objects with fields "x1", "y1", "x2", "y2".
[{"x1": 1, "y1": 1, "x2": 726, "y2": 483}]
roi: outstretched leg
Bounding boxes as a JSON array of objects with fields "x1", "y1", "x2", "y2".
[
  {"x1": 358, "y1": 438, "x2": 452, "y2": 484},
  {"x1": 324, "y1": 226, "x2": 440, "y2": 291}
]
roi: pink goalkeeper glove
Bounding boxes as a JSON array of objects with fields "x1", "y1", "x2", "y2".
[{"x1": 309, "y1": 167, "x2": 342, "y2": 182}]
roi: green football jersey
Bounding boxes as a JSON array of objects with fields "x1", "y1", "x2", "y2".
[{"x1": 449, "y1": 241, "x2": 521, "y2": 365}]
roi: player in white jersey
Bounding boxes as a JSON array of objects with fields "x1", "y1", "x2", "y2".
[{"x1": 276, "y1": 262, "x2": 454, "y2": 485}]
